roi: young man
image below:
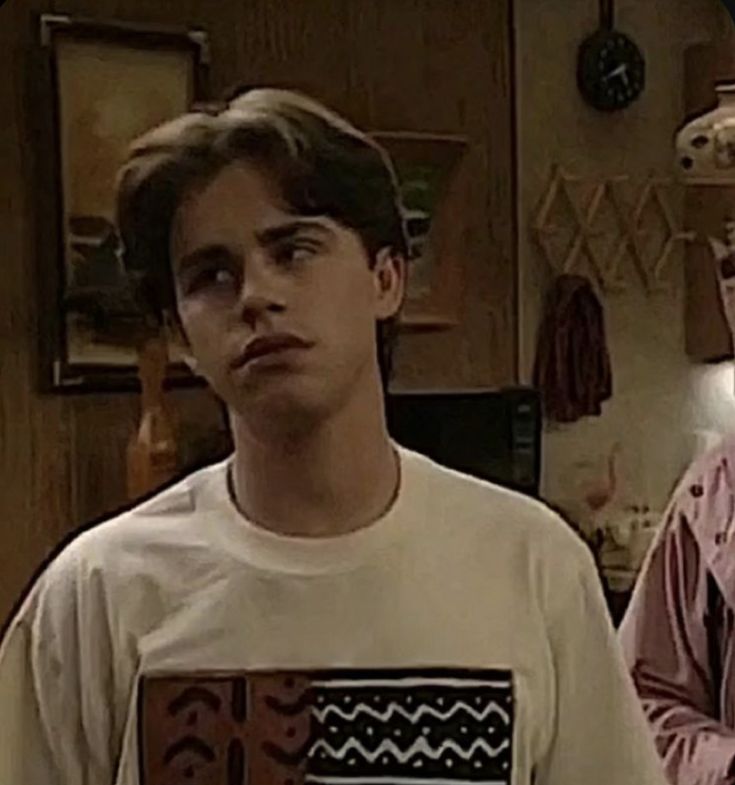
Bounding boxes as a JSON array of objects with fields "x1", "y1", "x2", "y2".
[
  {"x1": 620, "y1": 224, "x2": 735, "y2": 785},
  {"x1": 0, "y1": 89, "x2": 666, "y2": 785}
]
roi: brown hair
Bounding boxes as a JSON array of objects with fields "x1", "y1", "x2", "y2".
[{"x1": 115, "y1": 88, "x2": 409, "y2": 388}]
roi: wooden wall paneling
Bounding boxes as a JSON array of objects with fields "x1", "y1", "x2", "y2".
[
  {"x1": 70, "y1": 396, "x2": 138, "y2": 524},
  {"x1": 461, "y1": 0, "x2": 517, "y2": 388},
  {"x1": 344, "y1": 0, "x2": 430, "y2": 129},
  {"x1": 343, "y1": 0, "x2": 516, "y2": 389},
  {"x1": 226, "y1": 0, "x2": 351, "y2": 108},
  {"x1": 0, "y1": 0, "x2": 65, "y2": 619},
  {"x1": 683, "y1": 39, "x2": 735, "y2": 122}
]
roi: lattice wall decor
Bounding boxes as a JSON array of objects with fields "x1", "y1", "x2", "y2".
[{"x1": 532, "y1": 166, "x2": 695, "y2": 293}]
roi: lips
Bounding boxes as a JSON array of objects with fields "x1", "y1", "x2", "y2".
[{"x1": 230, "y1": 333, "x2": 312, "y2": 370}]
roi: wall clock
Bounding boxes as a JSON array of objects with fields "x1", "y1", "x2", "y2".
[{"x1": 577, "y1": 0, "x2": 646, "y2": 112}]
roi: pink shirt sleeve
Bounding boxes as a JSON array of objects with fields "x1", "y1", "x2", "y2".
[{"x1": 619, "y1": 484, "x2": 735, "y2": 785}]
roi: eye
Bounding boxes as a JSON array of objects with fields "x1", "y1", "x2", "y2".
[
  {"x1": 275, "y1": 241, "x2": 320, "y2": 266},
  {"x1": 186, "y1": 265, "x2": 237, "y2": 293},
  {"x1": 213, "y1": 268, "x2": 236, "y2": 285}
]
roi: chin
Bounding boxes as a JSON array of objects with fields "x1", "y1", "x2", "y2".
[
  {"x1": 219, "y1": 357, "x2": 367, "y2": 433},
  {"x1": 227, "y1": 376, "x2": 332, "y2": 429}
]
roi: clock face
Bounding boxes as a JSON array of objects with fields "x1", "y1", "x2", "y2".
[{"x1": 578, "y1": 30, "x2": 645, "y2": 112}]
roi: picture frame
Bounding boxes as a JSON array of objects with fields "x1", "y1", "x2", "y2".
[
  {"x1": 32, "y1": 15, "x2": 210, "y2": 392},
  {"x1": 370, "y1": 132, "x2": 468, "y2": 329}
]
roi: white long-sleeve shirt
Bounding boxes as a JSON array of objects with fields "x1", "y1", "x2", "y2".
[{"x1": 0, "y1": 445, "x2": 667, "y2": 785}]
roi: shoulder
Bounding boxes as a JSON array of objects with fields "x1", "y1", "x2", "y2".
[
  {"x1": 649, "y1": 436, "x2": 735, "y2": 598},
  {"x1": 68, "y1": 458, "x2": 229, "y2": 561},
  {"x1": 401, "y1": 446, "x2": 593, "y2": 574},
  {"x1": 7, "y1": 460, "x2": 232, "y2": 629},
  {"x1": 664, "y1": 435, "x2": 735, "y2": 541},
  {"x1": 401, "y1": 447, "x2": 599, "y2": 629},
  {"x1": 619, "y1": 441, "x2": 735, "y2": 646}
]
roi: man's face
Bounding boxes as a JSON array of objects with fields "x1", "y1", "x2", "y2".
[{"x1": 169, "y1": 161, "x2": 405, "y2": 426}]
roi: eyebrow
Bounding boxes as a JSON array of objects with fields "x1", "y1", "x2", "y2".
[
  {"x1": 175, "y1": 219, "x2": 333, "y2": 273},
  {"x1": 254, "y1": 219, "x2": 334, "y2": 247},
  {"x1": 175, "y1": 244, "x2": 234, "y2": 274}
]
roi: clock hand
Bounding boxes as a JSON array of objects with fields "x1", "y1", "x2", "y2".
[{"x1": 603, "y1": 63, "x2": 628, "y2": 82}]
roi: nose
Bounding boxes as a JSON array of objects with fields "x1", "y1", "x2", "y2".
[{"x1": 235, "y1": 252, "x2": 286, "y2": 326}]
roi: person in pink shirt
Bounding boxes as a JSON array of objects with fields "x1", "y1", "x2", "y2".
[{"x1": 620, "y1": 224, "x2": 735, "y2": 785}]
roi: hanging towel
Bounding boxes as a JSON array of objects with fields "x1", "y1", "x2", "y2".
[{"x1": 532, "y1": 274, "x2": 612, "y2": 423}]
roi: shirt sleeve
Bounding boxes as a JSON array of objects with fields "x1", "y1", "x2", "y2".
[
  {"x1": 0, "y1": 545, "x2": 117, "y2": 785},
  {"x1": 619, "y1": 499, "x2": 735, "y2": 785},
  {"x1": 535, "y1": 534, "x2": 669, "y2": 785}
]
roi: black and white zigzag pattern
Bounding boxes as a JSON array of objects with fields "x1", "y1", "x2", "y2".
[{"x1": 305, "y1": 669, "x2": 514, "y2": 785}]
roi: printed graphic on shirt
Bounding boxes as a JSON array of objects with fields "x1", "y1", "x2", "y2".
[{"x1": 138, "y1": 668, "x2": 514, "y2": 785}]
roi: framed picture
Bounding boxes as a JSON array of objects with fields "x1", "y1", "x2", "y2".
[
  {"x1": 33, "y1": 15, "x2": 210, "y2": 392},
  {"x1": 371, "y1": 132, "x2": 468, "y2": 329}
]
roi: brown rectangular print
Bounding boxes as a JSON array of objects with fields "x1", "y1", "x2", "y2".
[
  {"x1": 138, "y1": 668, "x2": 513, "y2": 785},
  {"x1": 371, "y1": 133, "x2": 467, "y2": 330},
  {"x1": 37, "y1": 16, "x2": 209, "y2": 391}
]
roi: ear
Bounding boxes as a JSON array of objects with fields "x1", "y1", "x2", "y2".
[
  {"x1": 164, "y1": 312, "x2": 199, "y2": 374},
  {"x1": 372, "y1": 247, "x2": 406, "y2": 320}
]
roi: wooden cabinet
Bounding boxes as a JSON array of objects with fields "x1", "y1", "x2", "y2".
[{"x1": 684, "y1": 186, "x2": 735, "y2": 361}]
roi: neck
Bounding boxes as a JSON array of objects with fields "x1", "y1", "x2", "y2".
[{"x1": 228, "y1": 378, "x2": 399, "y2": 538}]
